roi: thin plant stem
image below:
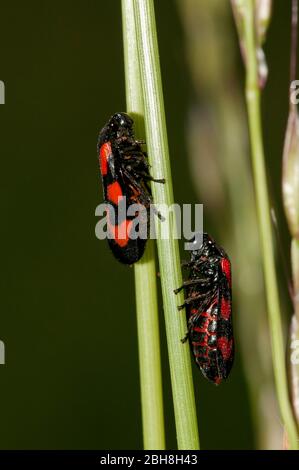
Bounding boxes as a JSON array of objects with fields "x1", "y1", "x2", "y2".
[
  {"x1": 243, "y1": 0, "x2": 299, "y2": 450},
  {"x1": 133, "y1": 0, "x2": 200, "y2": 450},
  {"x1": 122, "y1": 0, "x2": 165, "y2": 449}
]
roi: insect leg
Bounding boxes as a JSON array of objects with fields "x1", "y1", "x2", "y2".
[
  {"x1": 181, "y1": 259, "x2": 206, "y2": 269},
  {"x1": 142, "y1": 175, "x2": 165, "y2": 184},
  {"x1": 177, "y1": 292, "x2": 211, "y2": 311},
  {"x1": 181, "y1": 331, "x2": 189, "y2": 343},
  {"x1": 122, "y1": 168, "x2": 148, "y2": 195},
  {"x1": 174, "y1": 278, "x2": 210, "y2": 294},
  {"x1": 181, "y1": 260, "x2": 195, "y2": 268},
  {"x1": 181, "y1": 317, "x2": 196, "y2": 343}
]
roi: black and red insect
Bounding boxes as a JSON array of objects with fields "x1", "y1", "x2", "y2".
[
  {"x1": 97, "y1": 112, "x2": 164, "y2": 264},
  {"x1": 175, "y1": 233, "x2": 234, "y2": 385}
]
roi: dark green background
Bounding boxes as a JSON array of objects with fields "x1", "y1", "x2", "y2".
[{"x1": 0, "y1": 0, "x2": 291, "y2": 449}]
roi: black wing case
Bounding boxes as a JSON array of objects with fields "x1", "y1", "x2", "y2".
[{"x1": 99, "y1": 140, "x2": 147, "y2": 264}]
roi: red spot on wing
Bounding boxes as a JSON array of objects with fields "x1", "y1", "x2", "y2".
[
  {"x1": 220, "y1": 297, "x2": 231, "y2": 320},
  {"x1": 217, "y1": 337, "x2": 233, "y2": 361},
  {"x1": 107, "y1": 181, "x2": 124, "y2": 205},
  {"x1": 99, "y1": 142, "x2": 112, "y2": 176},
  {"x1": 113, "y1": 220, "x2": 134, "y2": 247},
  {"x1": 107, "y1": 208, "x2": 133, "y2": 248},
  {"x1": 221, "y1": 257, "x2": 231, "y2": 286}
]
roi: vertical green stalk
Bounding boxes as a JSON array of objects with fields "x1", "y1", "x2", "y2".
[
  {"x1": 122, "y1": 0, "x2": 165, "y2": 450},
  {"x1": 243, "y1": 0, "x2": 299, "y2": 450},
  {"x1": 180, "y1": 0, "x2": 280, "y2": 448},
  {"x1": 133, "y1": 0, "x2": 199, "y2": 450}
]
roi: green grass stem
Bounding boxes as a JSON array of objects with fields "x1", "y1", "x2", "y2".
[
  {"x1": 133, "y1": 0, "x2": 200, "y2": 450},
  {"x1": 243, "y1": 0, "x2": 299, "y2": 450},
  {"x1": 122, "y1": 0, "x2": 165, "y2": 449}
]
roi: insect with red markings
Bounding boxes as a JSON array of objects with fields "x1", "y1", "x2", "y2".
[
  {"x1": 97, "y1": 112, "x2": 164, "y2": 264},
  {"x1": 175, "y1": 233, "x2": 234, "y2": 385}
]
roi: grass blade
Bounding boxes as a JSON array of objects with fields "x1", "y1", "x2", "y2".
[
  {"x1": 122, "y1": 0, "x2": 165, "y2": 449},
  {"x1": 133, "y1": 0, "x2": 200, "y2": 450}
]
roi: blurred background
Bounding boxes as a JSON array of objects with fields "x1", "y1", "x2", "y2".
[{"x1": 0, "y1": 0, "x2": 294, "y2": 449}]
